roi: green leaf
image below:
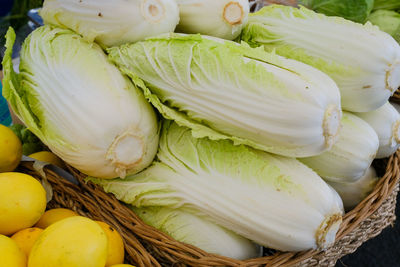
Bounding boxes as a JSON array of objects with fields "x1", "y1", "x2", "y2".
[
  {"x1": 299, "y1": 0, "x2": 374, "y2": 23},
  {"x1": 369, "y1": 10, "x2": 400, "y2": 43}
]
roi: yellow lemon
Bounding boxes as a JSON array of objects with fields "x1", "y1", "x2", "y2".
[
  {"x1": 0, "y1": 234, "x2": 26, "y2": 267},
  {"x1": 28, "y1": 151, "x2": 65, "y2": 169},
  {"x1": 35, "y1": 208, "x2": 78, "y2": 229},
  {"x1": 0, "y1": 124, "x2": 22, "y2": 172},
  {"x1": 110, "y1": 265, "x2": 136, "y2": 267},
  {"x1": 29, "y1": 216, "x2": 108, "y2": 267},
  {"x1": 0, "y1": 172, "x2": 46, "y2": 235},
  {"x1": 11, "y1": 227, "x2": 43, "y2": 257},
  {"x1": 96, "y1": 221, "x2": 125, "y2": 266}
]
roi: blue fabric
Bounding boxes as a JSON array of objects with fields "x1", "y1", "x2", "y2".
[{"x1": 0, "y1": 80, "x2": 12, "y2": 126}]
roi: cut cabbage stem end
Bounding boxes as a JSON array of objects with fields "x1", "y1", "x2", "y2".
[
  {"x1": 386, "y1": 61, "x2": 400, "y2": 93},
  {"x1": 223, "y1": 2, "x2": 244, "y2": 25},
  {"x1": 393, "y1": 120, "x2": 400, "y2": 144},
  {"x1": 323, "y1": 104, "x2": 341, "y2": 148},
  {"x1": 316, "y1": 213, "x2": 342, "y2": 250},
  {"x1": 107, "y1": 130, "x2": 145, "y2": 178},
  {"x1": 141, "y1": 0, "x2": 166, "y2": 22}
]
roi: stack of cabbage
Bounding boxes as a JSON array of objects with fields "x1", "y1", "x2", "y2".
[{"x1": 2, "y1": 0, "x2": 400, "y2": 260}]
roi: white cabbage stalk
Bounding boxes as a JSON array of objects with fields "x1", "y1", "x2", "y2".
[
  {"x1": 241, "y1": 5, "x2": 400, "y2": 112},
  {"x1": 327, "y1": 167, "x2": 379, "y2": 211},
  {"x1": 40, "y1": 0, "x2": 180, "y2": 47},
  {"x1": 300, "y1": 112, "x2": 379, "y2": 183},
  {"x1": 355, "y1": 102, "x2": 400, "y2": 159},
  {"x1": 132, "y1": 206, "x2": 260, "y2": 259},
  {"x1": 2, "y1": 26, "x2": 159, "y2": 179},
  {"x1": 108, "y1": 34, "x2": 342, "y2": 158},
  {"x1": 176, "y1": 0, "x2": 249, "y2": 40},
  {"x1": 89, "y1": 121, "x2": 344, "y2": 252}
]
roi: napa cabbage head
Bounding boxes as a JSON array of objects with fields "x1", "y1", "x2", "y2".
[
  {"x1": 108, "y1": 33, "x2": 342, "y2": 158},
  {"x1": 89, "y1": 121, "x2": 344, "y2": 252},
  {"x1": 241, "y1": 5, "x2": 400, "y2": 112},
  {"x1": 2, "y1": 26, "x2": 159, "y2": 179},
  {"x1": 40, "y1": 0, "x2": 180, "y2": 47},
  {"x1": 175, "y1": 0, "x2": 249, "y2": 40},
  {"x1": 327, "y1": 167, "x2": 379, "y2": 211},
  {"x1": 300, "y1": 112, "x2": 379, "y2": 182}
]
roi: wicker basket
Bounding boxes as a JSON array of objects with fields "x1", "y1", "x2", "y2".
[{"x1": 18, "y1": 149, "x2": 400, "y2": 267}]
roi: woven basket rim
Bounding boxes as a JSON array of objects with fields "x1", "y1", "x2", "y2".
[{"x1": 18, "y1": 150, "x2": 400, "y2": 267}]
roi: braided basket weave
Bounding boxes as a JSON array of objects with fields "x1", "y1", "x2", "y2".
[{"x1": 18, "y1": 147, "x2": 400, "y2": 267}]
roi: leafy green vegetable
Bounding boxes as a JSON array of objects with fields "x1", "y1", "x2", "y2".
[
  {"x1": 300, "y1": 112, "x2": 379, "y2": 182},
  {"x1": 299, "y1": 0, "x2": 374, "y2": 23},
  {"x1": 327, "y1": 167, "x2": 379, "y2": 211},
  {"x1": 132, "y1": 206, "x2": 260, "y2": 259},
  {"x1": 108, "y1": 33, "x2": 342, "y2": 158},
  {"x1": 354, "y1": 102, "x2": 400, "y2": 158},
  {"x1": 40, "y1": 0, "x2": 180, "y2": 47},
  {"x1": 2, "y1": 26, "x2": 159, "y2": 179},
  {"x1": 89, "y1": 121, "x2": 344, "y2": 252},
  {"x1": 175, "y1": 0, "x2": 249, "y2": 40},
  {"x1": 241, "y1": 5, "x2": 400, "y2": 112},
  {"x1": 368, "y1": 10, "x2": 400, "y2": 43},
  {"x1": 9, "y1": 124, "x2": 45, "y2": 155}
]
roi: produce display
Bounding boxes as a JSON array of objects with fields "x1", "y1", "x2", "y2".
[
  {"x1": 300, "y1": 112, "x2": 379, "y2": 182},
  {"x1": 3, "y1": 26, "x2": 160, "y2": 179},
  {"x1": 0, "y1": 124, "x2": 22, "y2": 172},
  {"x1": 0, "y1": 235, "x2": 26, "y2": 267},
  {"x1": 40, "y1": 0, "x2": 180, "y2": 47},
  {"x1": 1, "y1": 0, "x2": 400, "y2": 264},
  {"x1": 0, "y1": 128, "x2": 130, "y2": 266},
  {"x1": 327, "y1": 167, "x2": 379, "y2": 211},
  {"x1": 28, "y1": 151, "x2": 65, "y2": 169},
  {"x1": 96, "y1": 221, "x2": 125, "y2": 267},
  {"x1": 0, "y1": 171, "x2": 128, "y2": 266},
  {"x1": 90, "y1": 121, "x2": 344, "y2": 252},
  {"x1": 355, "y1": 102, "x2": 400, "y2": 159},
  {"x1": 29, "y1": 216, "x2": 108, "y2": 267},
  {"x1": 35, "y1": 208, "x2": 78, "y2": 229},
  {"x1": 11, "y1": 228, "x2": 44, "y2": 258},
  {"x1": 176, "y1": 0, "x2": 249, "y2": 39},
  {"x1": 0, "y1": 172, "x2": 46, "y2": 236},
  {"x1": 109, "y1": 34, "x2": 342, "y2": 158},
  {"x1": 241, "y1": 5, "x2": 400, "y2": 112}
]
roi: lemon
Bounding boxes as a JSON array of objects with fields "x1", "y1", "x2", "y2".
[
  {"x1": 35, "y1": 208, "x2": 78, "y2": 229},
  {"x1": 0, "y1": 234, "x2": 26, "y2": 267},
  {"x1": 0, "y1": 124, "x2": 22, "y2": 172},
  {"x1": 96, "y1": 221, "x2": 125, "y2": 266},
  {"x1": 0, "y1": 172, "x2": 47, "y2": 235},
  {"x1": 11, "y1": 227, "x2": 43, "y2": 257},
  {"x1": 28, "y1": 151, "x2": 65, "y2": 169},
  {"x1": 29, "y1": 216, "x2": 108, "y2": 267},
  {"x1": 110, "y1": 265, "x2": 136, "y2": 267}
]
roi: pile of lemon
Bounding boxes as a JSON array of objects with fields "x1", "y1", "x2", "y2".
[{"x1": 0, "y1": 125, "x2": 134, "y2": 267}]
